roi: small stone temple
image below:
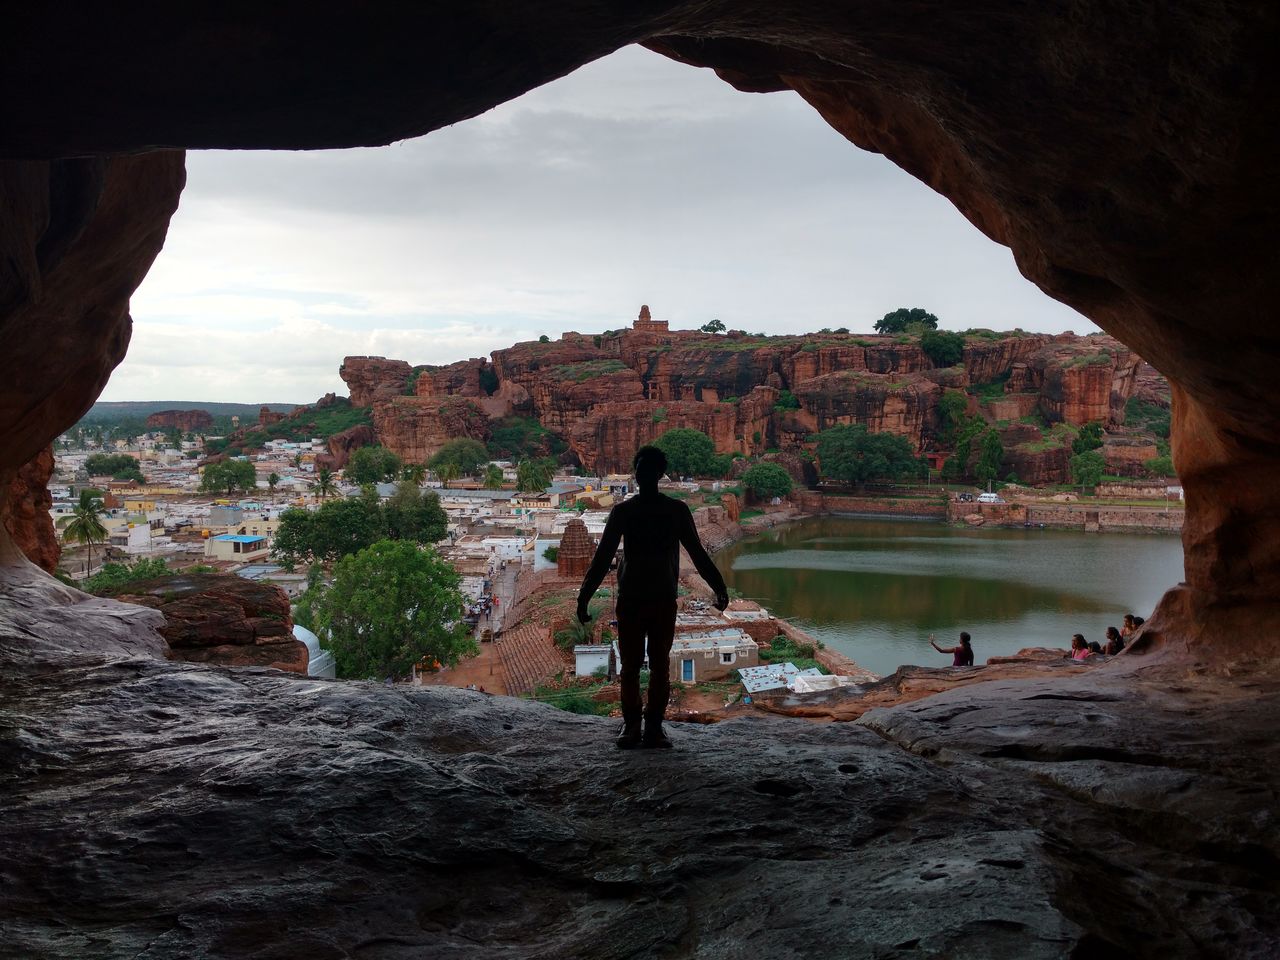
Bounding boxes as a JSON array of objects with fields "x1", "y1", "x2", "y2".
[
  {"x1": 633, "y1": 304, "x2": 668, "y2": 333},
  {"x1": 556, "y1": 518, "x2": 596, "y2": 579}
]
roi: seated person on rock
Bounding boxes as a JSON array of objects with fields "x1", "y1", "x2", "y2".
[
  {"x1": 1067, "y1": 633, "x2": 1094, "y2": 661},
  {"x1": 578, "y1": 445, "x2": 729, "y2": 750},
  {"x1": 929, "y1": 631, "x2": 974, "y2": 667},
  {"x1": 1103, "y1": 626, "x2": 1125, "y2": 656}
]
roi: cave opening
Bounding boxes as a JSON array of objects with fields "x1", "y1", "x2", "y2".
[{"x1": 3, "y1": 8, "x2": 1280, "y2": 955}]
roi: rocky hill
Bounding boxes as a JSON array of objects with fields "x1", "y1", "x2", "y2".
[{"x1": 338, "y1": 310, "x2": 1167, "y2": 485}]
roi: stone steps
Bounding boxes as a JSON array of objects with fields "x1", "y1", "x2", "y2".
[{"x1": 498, "y1": 624, "x2": 563, "y2": 697}]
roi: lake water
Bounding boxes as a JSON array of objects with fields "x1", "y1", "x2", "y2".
[{"x1": 714, "y1": 516, "x2": 1185, "y2": 677}]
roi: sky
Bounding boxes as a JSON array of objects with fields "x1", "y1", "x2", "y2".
[{"x1": 112, "y1": 45, "x2": 1089, "y2": 404}]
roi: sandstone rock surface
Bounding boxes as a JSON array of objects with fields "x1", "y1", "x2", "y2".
[
  {"x1": 144, "y1": 408, "x2": 212, "y2": 431},
  {"x1": 102, "y1": 573, "x2": 305, "y2": 673},
  {"x1": 1, "y1": 574, "x2": 1277, "y2": 958},
  {"x1": 1, "y1": 446, "x2": 58, "y2": 572}
]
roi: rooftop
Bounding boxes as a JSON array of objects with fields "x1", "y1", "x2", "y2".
[{"x1": 212, "y1": 534, "x2": 267, "y2": 544}]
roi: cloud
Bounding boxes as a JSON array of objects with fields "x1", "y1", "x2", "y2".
[{"x1": 111, "y1": 45, "x2": 1087, "y2": 402}]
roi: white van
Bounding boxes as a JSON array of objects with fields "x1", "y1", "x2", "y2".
[{"x1": 977, "y1": 492, "x2": 1005, "y2": 504}]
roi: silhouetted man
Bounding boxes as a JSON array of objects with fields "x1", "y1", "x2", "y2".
[{"x1": 578, "y1": 446, "x2": 729, "y2": 749}]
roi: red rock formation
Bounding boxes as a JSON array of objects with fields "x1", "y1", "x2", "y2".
[
  {"x1": 720, "y1": 492, "x2": 741, "y2": 523},
  {"x1": 103, "y1": 574, "x2": 306, "y2": 673},
  {"x1": 146, "y1": 409, "x2": 213, "y2": 431},
  {"x1": 962, "y1": 337, "x2": 1052, "y2": 387},
  {"x1": 1103, "y1": 437, "x2": 1159, "y2": 475},
  {"x1": 1133, "y1": 363, "x2": 1172, "y2": 409},
  {"x1": 556, "y1": 518, "x2": 595, "y2": 580},
  {"x1": 568, "y1": 400, "x2": 739, "y2": 475},
  {"x1": 258, "y1": 406, "x2": 285, "y2": 426},
  {"x1": 1, "y1": 447, "x2": 58, "y2": 573},
  {"x1": 339, "y1": 357, "x2": 413, "y2": 407},
  {"x1": 791, "y1": 371, "x2": 941, "y2": 444},
  {"x1": 371, "y1": 395, "x2": 490, "y2": 464},
  {"x1": 316, "y1": 424, "x2": 378, "y2": 472}
]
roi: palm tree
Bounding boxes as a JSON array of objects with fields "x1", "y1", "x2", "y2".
[
  {"x1": 267, "y1": 472, "x2": 280, "y2": 495},
  {"x1": 59, "y1": 490, "x2": 108, "y2": 576},
  {"x1": 401, "y1": 463, "x2": 427, "y2": 485},
  {"x1": 436, "y1": 462, "x2": 460, "y2": 486},
  {"x1": 484, "y1": 464, "x2": 504, "y2": 489},
  {"x1": 312, "y1": 468, "x2": 337, "y2": 501}
]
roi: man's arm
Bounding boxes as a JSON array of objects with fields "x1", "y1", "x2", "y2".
[
  {"x1": 577, "y1": 507, "x2": 623, "y2": 622},
  {"x1": 678, "y1": 504, "x2": 729, "y2": 610}
]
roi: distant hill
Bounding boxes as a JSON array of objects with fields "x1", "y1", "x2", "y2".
[{"x1": 80, "y1": 401, "x2": 300, "y2": 422}]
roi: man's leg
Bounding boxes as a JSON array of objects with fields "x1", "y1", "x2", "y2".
[
  {"x1": 642, "y1": 600, "x2": 677, "y2": 747},
  {"x1": 615, "y1": 612, "x2": 645, "y2": 748}
]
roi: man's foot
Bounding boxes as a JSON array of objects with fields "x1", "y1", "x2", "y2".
[
  {"x1": 616, "y1": 721, "x2": 642, "y2": 750},
  {"x1": 642, "y1": 722, "x2": 673, "y2": 749}
]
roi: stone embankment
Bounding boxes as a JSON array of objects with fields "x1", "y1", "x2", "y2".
[{"x1": 947, "y1": 498, "x2": 1183, "y2": 533}]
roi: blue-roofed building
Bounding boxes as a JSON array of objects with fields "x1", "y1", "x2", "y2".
[{"x1": 205, "y1": 533, "x2": 270, "y2": 562}]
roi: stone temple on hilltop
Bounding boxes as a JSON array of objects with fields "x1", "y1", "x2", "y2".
[
  {"x1": 556, "y1": 518, "x2": 596, "y2": 580},
  {"x1": 633, "y1": 304, "x2": 668, "y2": 333}
]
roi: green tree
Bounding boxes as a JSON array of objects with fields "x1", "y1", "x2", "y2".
[
  {"x1": 84, "y1": 453, "x2": 144, "y2": 483},
  {"x1": 200, "y1": 459, "x2": 257, "y2": 495},
  {"x1": 654, "y1": 427, "x2": 718, "y2": 477},
  {"x1": 401, "y1": 463, "x2": 427, "y2": 484},
  {"x1": 384, "y1": 482, "x2": 448, "y2": 545},
  {"x1": 315, "y1": 540, "x2": 477, "y2": 680},
  {"x1": 773, "y1": 390, "x2": 801, "y2": 411},
  {"x1": 937, "y1": 390, "x2": 969, "y2": 444},
  {"x1": 516, "y1": 457, "x2": 556, "y2": 492},
  {"x1": 484, "y1": 464, "x2": 505, "y2": 489},
  {"x1": 1071, "y1": 450, "x2": 1106, "y2": 488},
  {"x1": 920, "y1": 329, "x2": 965, "y2": 367},
  {"x1": 1144, "y1": 455, "x2": 1175, "y2": 477},
  {"x1": 347, "y1": 445, "x2": 403, "y2": 485},
  {"x1": 271, "y1": 508, "x2": 317, "y2": 571},
  {"x1": 1072, "y1": 421, "x2": 1104, "y2": 455},
  {"x1": 816, "y1": 425, "x2": 922, "y2": 487},
  {"x1": 83, "y1": 557, "x2": 172, "y2": 595},
  {"x1": 58, "y1": 490, "x2": 108, "y2": 574},
  {"x1": 429, "y1": 438, "x2": 490, "y2": 477},
  {"x1": 974, "y1": 430, "x2": 1005, "y2": 487},
  {"x1": 272, "y1": 496, "x2": 388, "y2": 570},
  {"x1": 875, "y1": 307, "x2": 939, "y2": 335},
  {"x1": 741, "y1": 462, "x2": 794, "y2": 501},
  {"x1": 538, "y1": 334, "x2": 551, "y2": 343},
  {"x1": 267, "y1": 472, "x2": 280, "y2": 494},
  {"x1": 312, "y1": 467, "x2": 337, "y2": 500},
  {"x1": 699, "y1": 318, "x2": 726, "y2": 334}
]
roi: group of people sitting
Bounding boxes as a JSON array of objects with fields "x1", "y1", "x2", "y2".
[
  {"x1": 927, "y1": 614, "x2": 1148, "y2": 668},
  {"x1": 1067, "y1": 614, "x2": 1145, "y2": 661}
]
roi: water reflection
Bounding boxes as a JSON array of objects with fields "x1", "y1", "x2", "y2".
[{"x1": 715, "y1": 517, "x2": 1185, "y2": 677}]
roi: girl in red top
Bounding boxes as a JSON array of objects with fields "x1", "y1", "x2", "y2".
[{"x1": 930, "y1": 631, "x2": 974, "y2": 666}]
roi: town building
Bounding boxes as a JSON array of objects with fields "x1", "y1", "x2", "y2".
[{"x1": 205, "y1": 534, "x2": 270, "y2": 562}]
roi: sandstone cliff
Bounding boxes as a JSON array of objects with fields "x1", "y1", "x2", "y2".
[
  {"x1": 145, "y1": 409, "x2": 213, "y2": 431},
  {"x1": 336, "y1": 327, "x2": 1162, "y2": 484}
]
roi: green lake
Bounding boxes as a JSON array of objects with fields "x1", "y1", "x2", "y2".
[{"x1": 714, "y1": 516, "x2": 1185, "y2": 677}]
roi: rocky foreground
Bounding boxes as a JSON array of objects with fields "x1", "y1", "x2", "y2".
[{"x1": 2, "y1": 565, "x2": 1278, "y2": 959}]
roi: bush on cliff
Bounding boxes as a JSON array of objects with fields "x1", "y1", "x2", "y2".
[
  {"x1": 83, "y1": 557, "x2": 172, "y2": 595},
  {"x1": 920, "y1": 329, "x2": 966, "y2": 367},
  {"x1": 875, "y1": 307, "x2": 939, "y2": 335},
  {"x1": 1070, "y1": 450, "x2": 1105, "y2": 488}
]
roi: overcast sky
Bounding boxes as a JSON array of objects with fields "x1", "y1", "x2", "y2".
[{"x1": 112, "y1": 46, "x2": 1089, "y2": 404}]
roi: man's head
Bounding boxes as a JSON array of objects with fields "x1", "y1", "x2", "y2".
[{"x1": 633, "y1": 446, "x2": 667, "y2": 487}]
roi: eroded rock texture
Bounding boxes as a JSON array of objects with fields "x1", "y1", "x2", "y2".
[
  {"x1": 1, "y1": 571, "x2": 1277, "y2": 958},
  {"x1": 144, "y1": 408, "x2": 212, "y2": 431},
  {"x1": 101, "y1": 573, "x2": 305, "y2": 673},
  {"x1": 1, "y1": 447, "x2": 58, "y2": 574}
]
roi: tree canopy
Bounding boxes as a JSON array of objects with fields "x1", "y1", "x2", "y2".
[
  {"x1": 272, "y1": 486, "x2": 447, "y2": 570},
  {"x1": 84, "y1": 453, "x2": 144, "y2": 483},
  {"x1": 314, "y1": 540, "x2": 477, "y2": 679},
  {"x1": 699, "y1": 318, "x2": 726, "y2": 334},
  {"x1": 740, "y1": 462, "x2": 793, "y2": 500},
  {"x1": 1071, "y1": 450, "x2": 1105, "y2": 488},
  {"x1": 875, "y1": 307, "x2": 939, "y2": 335},
  {"x1": 816, "y1": 425, "x2": 923, "y2": 486},
  {"x1": 516, "y1": 457, "x2": 556, "y2": 493},
  {"x1": 346, "y1": 445, "x2": 402, "y2": 485},
  {"x1": 936, "y1": 390, "x2": 969, "y2": 444},
  {"x1": 483, "y1": 464, "x2": 505, "y2": 489},
  {"x1": 1072, "y1": 421, "x2": 1104, "y2": 455},
  {"x1": 429, "y1": 438, "x2": 490, "y2": 477},
  {"x1": 58, "y1": 490, "x2": 108, "y2": 570},
  {"x1": 974, "y1": 430, "x2": 1005, "y2": 487},
  {"x1": 920, "y1": 329, "x2": 966, "y2": 367},
  {"x1": 200, "y1": 459, "x2": 257, "y2": 495},
  {"x1": 654, "y1": 428, "x2": 730, "y2": 478}
]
